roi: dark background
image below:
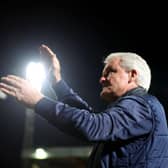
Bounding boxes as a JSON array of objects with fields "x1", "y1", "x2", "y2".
[{"x1": 0, "y1": 7, "x2": 167, "y2": 167}]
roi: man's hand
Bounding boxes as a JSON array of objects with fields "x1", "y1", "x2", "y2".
[
  {"x1": 40, "y1": 44, "x2": 61, "y2": 83},
  {"x1": 0, "y1": 75, "x2": 44, "y2": 108}
]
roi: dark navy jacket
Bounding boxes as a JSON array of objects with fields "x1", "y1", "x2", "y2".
[{"x1": 35, "y1": 80, "x2": 168, "y2": 168}]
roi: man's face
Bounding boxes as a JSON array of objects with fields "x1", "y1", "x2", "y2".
[{"x1": 99, "y1": 58, "x2": 131, "y2": 102}]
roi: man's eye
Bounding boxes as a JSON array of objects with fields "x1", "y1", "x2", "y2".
[
  {"x1": 104, "y1": 71, "x2": 112, "y2": 77},
  {"x1": 102, "y1": 68, "x2": 116, "y2": 77}
]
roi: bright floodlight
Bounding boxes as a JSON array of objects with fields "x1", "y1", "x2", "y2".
[
  {"x1": 26, "y1": 62, "x2": 46, "y2": 91},
  {"x1": 34, "y1": 148, "x2": 48, "y2": 159}
]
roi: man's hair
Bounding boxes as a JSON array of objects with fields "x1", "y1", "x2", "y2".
[{"x1": 104, "y1": 52, "x2": 151, "y2": 91}]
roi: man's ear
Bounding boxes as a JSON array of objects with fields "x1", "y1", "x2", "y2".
[{"x1": 128, "y1": 69, "x2": 138, "y2": 83}]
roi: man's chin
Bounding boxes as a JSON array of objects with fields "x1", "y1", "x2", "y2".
[
  {"x1": 100, "y1": 91, "x2": 116, "y2": 103},
  {"x1": 100, "y1": 92, "x2": 109, "y2": 102}
]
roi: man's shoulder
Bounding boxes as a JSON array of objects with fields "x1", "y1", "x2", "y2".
[{"x1": 118, "y1": 93, "x2": 163, "y2": 112}]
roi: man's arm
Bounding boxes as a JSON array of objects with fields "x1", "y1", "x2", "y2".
[
  {"x1": 52, "y1": 79, "x2": 93, "y2": 110},
  {"x1": 34, "y1": 95, "x2": 153, "y2": 141}
]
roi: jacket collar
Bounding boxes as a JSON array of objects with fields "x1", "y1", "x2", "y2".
[
  {"x1": 108, "y1": 87, "x2": 147, "y2": 108},
  {"x1": 122, "y1": 86, "x2": 147, "y2": 97}
]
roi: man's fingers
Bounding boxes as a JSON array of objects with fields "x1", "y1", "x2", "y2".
[
  {"x1": 6, "y1": 75, "x2": 23, "y2": 82},
  {"x1": 40, "y1": 44, "x2": 56, "y2": 58},
  {"x1": 41, "y1": 44, "x2": 54, "y2": 55},
  {"x1": 0, "y1": 75, "x2": 26, "y2": 98},
  {"x1": 0, "y1": 82, "x2": 17, "y2": 92},
  {"x1": 0, "y1": 83, "x2": 16, "y2": 97},
  {"x1": 1, "y1": 75, "x2": 23, "y2": 88},
  {"x1": 0, "y1": 88, "x2": 15, "y2": 97}
]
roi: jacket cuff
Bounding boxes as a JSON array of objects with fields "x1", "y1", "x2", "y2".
[
  {"x1": 35, "y1": 97, "x2": 56, "y2": 118},
  {"x1": 52, "y1": 80, "x2": 71, "y2": 99}
]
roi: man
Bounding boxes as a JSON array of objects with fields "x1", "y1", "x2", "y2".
[{"x1": 0, "y1": 44, "x2": 168, "y2": 168}]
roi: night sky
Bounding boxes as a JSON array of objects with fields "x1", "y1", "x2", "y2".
[{"x1": 0, "y1": 7, "x2": 167, "y2": 167}]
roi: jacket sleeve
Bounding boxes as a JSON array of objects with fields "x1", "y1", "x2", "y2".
[
  {"x1": 35, "y1": 95, "x2": 153, "y2": 142},
  {"x1": 52, "y1": 80, "x2": 92, "y2": 111}
]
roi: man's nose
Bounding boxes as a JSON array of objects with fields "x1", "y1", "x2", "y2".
[{"x1": 99, "y1": 76, "x2": 106, "y2": 84}]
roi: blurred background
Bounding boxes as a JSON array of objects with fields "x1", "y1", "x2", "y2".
[{"x1": 0, "y1": 6, "x2": 167, "y2": 168}]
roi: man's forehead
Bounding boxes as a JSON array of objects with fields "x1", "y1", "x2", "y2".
[{"x1": 103, "y1": 58, "x2": 121, "y2": 69}]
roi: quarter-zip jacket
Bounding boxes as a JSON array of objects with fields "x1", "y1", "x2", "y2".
[{"x1": 35, "y1": 80, "x2": 168, "y2": 167}]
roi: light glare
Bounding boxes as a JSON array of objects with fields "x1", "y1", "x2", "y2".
[
  {"x1": 34, "y1": 148, "x2": 48, "y2": 159},
  {"x1": 26, "y1": 62, "x2": 46, "y2": 91}
]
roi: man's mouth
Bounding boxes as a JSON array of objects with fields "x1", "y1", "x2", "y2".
[{"x1": 102, "y1": 84, "x2": 110, "y2": 88}]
